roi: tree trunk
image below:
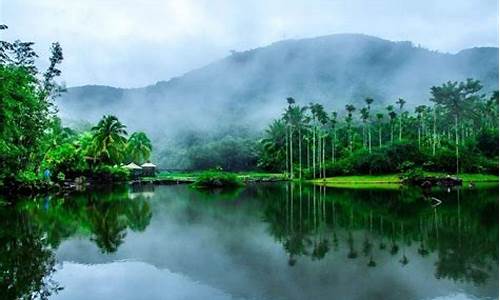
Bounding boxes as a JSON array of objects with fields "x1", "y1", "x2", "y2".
[
  {"x1": 379, "y1": 125, "x2": 382, "y2": 148},
  {"x1": 368, "y1": 124, "x2": 372, "y2": 153},
  {"x1": 390, "y1": 123, "x2": 394, "y2": 144},
  {"x1": 322, "y1": 135, "x2": 326, "y2": 178},
  {"x1": 285, "y1": 127, "x2": 289, "y2": 176},
  {"x1": 418, "y1": 126, "x2": 421, "y2": 150},
  {"x1": 298, "y1": 128, "x2": 302, "y2": 180},
  {"x1": 312, "y1": 126, "x2": 316, "y2": 179},
  {"x1": 307, "y1": 138, "x2": 310, "y2": 171},
  {"x1": 432, "y1": 110, "x2": 436, "y2": 156},
  {"x1": 399, "y1": 115, "x2": 402, "y2": 141},
  {"x1": 290, "y1": 126, "x2": 294, "y2": 179},
  {"x1": 455, "y1": 114, "x2": 459, "y2": 175}
]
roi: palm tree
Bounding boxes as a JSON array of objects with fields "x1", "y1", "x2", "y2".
[
  {"x1": 345, "y1": 104, "x2": 356, "y2": 153},
  {"x1": 260, "y1": 119, "x2": 287, "y2": 172},
  {"x1": 284, "y1": 97, "x2": 296, "y2": 178},
  {"x1": 360, "y1": 107, "x2": 369, "y2": 150},
  {"x1": 289, "y1": 104, "x2": 308, "y2": 179},
  {"x1": 386, "y1": 105, "x2": 396, "y2": 144},
  {"x1": 415, "y1": 105, "x2": 427, "y2": 150},
  {"x1": 396, "y1": 98, "x2": 406, "y2": 141},
  {"x1": 376, "y1": 113, "x2": 384, "y2": 148},
  {"x1": 330, "y1": 112, "x2": 338, "y2": 163},
  {"x1": 91, "y1": 115, "x2": 128, "y2": 164},
  {"x1": 126, "y1": 132, "x2": 152, "y2": 164},
  {"x1": 365, "y1": 97, "x2": 374, "y2": 153}
]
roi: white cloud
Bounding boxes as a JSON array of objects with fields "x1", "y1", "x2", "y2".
[{"x1": 1, "y1": 0, "x2": 498, "y2": 87}]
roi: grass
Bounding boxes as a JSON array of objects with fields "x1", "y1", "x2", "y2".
[
  {"x1": 141, "y1": 171, "x2": 287, "y2": 183},
  {"x1": 310, "y1": 173, "x2": 498, "y2": 185}
]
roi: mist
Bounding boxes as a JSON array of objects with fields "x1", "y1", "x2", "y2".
[
  {"x1": 3, "y1": 0, "x2": 498, "y2": 87},
  {"x1": 3, "y1": 0, "x2": 498, "y2": 168}
]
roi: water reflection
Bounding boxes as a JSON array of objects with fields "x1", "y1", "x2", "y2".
[
  {"x1": 262, "y1": 183, "x2": 498, "y2": 286},
  {"x1": 0, "y1": 182, "x2": 497, "y2": 299}
]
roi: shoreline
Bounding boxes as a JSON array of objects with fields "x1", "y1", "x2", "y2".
[{"x1": 309, "y1": 173, "x2": 499, "y2": 186}]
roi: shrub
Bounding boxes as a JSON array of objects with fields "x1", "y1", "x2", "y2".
[
  {"x1": 93, "y1": 165, "x2": 130, "y2": 182},
  {"x1": 192, "y1": 171, "x2": 244, "y2": 188}
]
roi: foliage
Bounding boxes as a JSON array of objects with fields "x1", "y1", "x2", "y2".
[
  {"x1": 186, "y1": 136, "x2": 258, "y2": 171},
  {"x1": 191, "y1": 171, "x2": 244, "y2": 188},
  {"x1": 90, "y1": 115, "x2": 128, "y2": 164},
  {"x1": 126, "y1": 131, "x2": 152, "y2": 164},
  {"x1": 260, "y1": 79, "x2": 498, "y2": 179}
]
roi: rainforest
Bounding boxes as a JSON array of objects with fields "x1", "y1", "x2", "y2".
[{"x1": 0, "y1": 1, "x2": 499, "y2": 299}]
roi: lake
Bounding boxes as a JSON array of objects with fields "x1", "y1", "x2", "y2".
[{"x1": 1, "y1": 182, "x2": 498, "y2": 300}]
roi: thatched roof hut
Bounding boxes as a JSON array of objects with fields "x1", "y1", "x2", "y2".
[
  {"x1": 124, "y1": 162, "x2": 142, "y2": 178},
  {"x1": 141, "y1": 162, "x2": 156, "y2": 177}
]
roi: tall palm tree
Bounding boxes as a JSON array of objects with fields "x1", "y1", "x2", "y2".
[
  {"x1": 91, "y1": 115, "x2": 128, "y2": 164},
  {"x1": 126, "y1": 131, "x2": 152, "y2": 164},
  {"x1": 289, "y1": 104, "x2": 308, "y2": 179},
  {"x1": 365, "y1": 98, "x2": 374, "y2": 153},
  {"x1": 345, "y1": 104, "x2": 356, "y2": 153},
  {"x1": 330, "y1": 112, "x2": 338, "y2": 163},
  {"x1": 415, "y1": 105, "x2": 427, "y2": 150},
  {"x1": 396, "y1": 98, "x2": 406, "y2": 141},
  {"x1": 386, "y1": 105, "x2": 396, "y2": 144},
  {"x1": 360, "y1": 107, "x2": 369, "y2": 150},
  {"x1": 376, "y1": 113, "x2": 384, "y2": 148}
]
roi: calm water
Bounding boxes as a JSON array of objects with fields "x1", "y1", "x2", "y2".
[{"x1": 1, "y1": 182, "x2": 498, "y2": 300}]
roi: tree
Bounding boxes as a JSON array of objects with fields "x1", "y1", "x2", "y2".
[
  {"x1": 345, "y1": 104, "x2": 356, "y2": 153},
  {"x1": 360, "y1": 107, "x2": 369, "y2": 150},
  {"x1": 0, "y1": 27, "x2": 63, "y2": 186},
  {"x1": 126, "y1": 132, "x2": 152, "y2": 164},
  {"x1": 415, "y1": 105, "x2": 427, "y2": 150},
  {"x1": 376, "y1": 113, "x2": 384, "y2": 148},
  {"x1": 330, "y1": 112, "x2": 338, "y2": 163},
  {"x1": 91, "y1": 115, "x2": 128, "y2": 164},
  {"x1": 386, "y1": 105, "x2": 396, "y2": 144},
  {"x1": 365, "y1": 97, "x2": 374, "y2": 153},
  {"x1": 396, "y1": 98, "x2": 406, "y2": 141},
  {"x1": 430, "y1": 79, "x2": 484, "y2": 174}
]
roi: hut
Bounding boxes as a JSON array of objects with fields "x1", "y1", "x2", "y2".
[
  {"x1": 141, "y1": 162, "x2": 157, "y2": 177},
  {"x1": 124, "y1": 162, "x2": 143, "y2": 178}
]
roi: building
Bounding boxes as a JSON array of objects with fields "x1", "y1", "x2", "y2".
[
  {"x1": 124, "y1": 162, "x2": 143, "y2": 178},
  {"x1": 141, "y1": 162, "x2": 157, "y2": 177}
]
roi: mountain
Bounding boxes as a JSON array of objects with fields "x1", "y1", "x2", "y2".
[{"x1": 57, "y1": 33, "x2": 498, "y2": 153}]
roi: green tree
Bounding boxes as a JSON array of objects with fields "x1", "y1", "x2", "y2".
[
  {"x1": 91, "y1": 115, "x2": 128, "y2": 165},
  {"x1": 430, "y1": 79, "x2": 484, "y2": 174},
  {"x1": 126, "y1": 132, "x2": 152, "y2": 164},
  {"x1": 396, "y1": 98, "x2": 406, "y2": 141}
]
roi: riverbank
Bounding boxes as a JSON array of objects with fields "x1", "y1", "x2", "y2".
[
  {"x1": 135, "y1": 171, "x2": 288, "y2": 185},
  {"x1": 309, "y1": 173, "x2": 498, "y2": 188}
]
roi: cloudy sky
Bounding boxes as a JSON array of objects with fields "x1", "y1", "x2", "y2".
[{"x1": 2, "y1": 0, "x2": 498, "y2": 88}]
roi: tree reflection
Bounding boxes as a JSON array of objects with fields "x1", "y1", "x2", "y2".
[
  {"x1": 20, "y1": 185, "x2": 153, "y2": 254},
  {"x1": 261, "y1": 182, "x2": 498, "y2": 285},
  {"x1": 0, "y1": 203, "x2": 61, "y2": 299}
]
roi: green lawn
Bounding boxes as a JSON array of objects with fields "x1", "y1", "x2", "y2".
[
  {"x1": 142, "y1": 171, "x2": 287, "y2": 183},
  {"x1": 310, "y1": 173, "x2": 498, "y2": 185}
]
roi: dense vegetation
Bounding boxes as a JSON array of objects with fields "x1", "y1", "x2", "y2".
[
  {"x1": 259, "y1": 82, "x2": 498, "y2": 179},
  {"x1": 60, "y1": 35, "x2": 499, "y2": 171},
  {"x1": 0, "y1": 26, "x2": 152, "y2": 192}
]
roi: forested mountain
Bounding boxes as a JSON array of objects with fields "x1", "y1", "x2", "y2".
[{"x1": 57, "y1": 34, "x2": 498, "y2": 168}]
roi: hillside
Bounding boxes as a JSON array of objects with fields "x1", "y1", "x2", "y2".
[{"x1": 56, "y1": 34, "x2": 499, "y2": 167}]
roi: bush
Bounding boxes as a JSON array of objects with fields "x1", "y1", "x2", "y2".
[
  {"x1": 42, "y1": 142, "x2": 87, "y2": 179},
  {"x1": 311, "y1": 142, "x2": 426, "y2": 178},
  {"x1": 192, "y1": 171, "x2": 244, "y2": 188},
  {"x1": 93, "y1": 165, "x2": 130, "y2": 182}
]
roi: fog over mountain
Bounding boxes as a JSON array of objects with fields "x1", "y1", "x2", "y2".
[{"x1": 56, "y1": 34, "x2": 499, "y2": 167}]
